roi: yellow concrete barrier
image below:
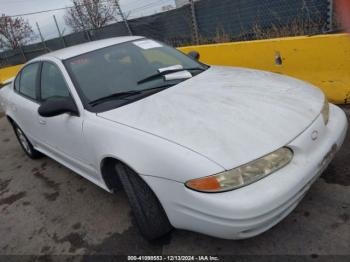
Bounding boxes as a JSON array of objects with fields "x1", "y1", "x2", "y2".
[
  {"x1": 179, "y1": 34, "x2": 350, "y2": 104},
  {"x1": 1, "y1": 34, "x2": 350, "y2": 104},
  {"x1": 0, "y1": 65, "x2": 22, "y2": 85}
]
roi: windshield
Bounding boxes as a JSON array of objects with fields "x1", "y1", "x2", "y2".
[{"x1": 64, "y1": 39, "x2": 207, "y2": 110}]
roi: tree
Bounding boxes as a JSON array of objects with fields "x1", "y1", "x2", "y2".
[
  {"x1": 65, "y1": 0, "x2": 118, "y2": 32},
  {"x1": 0, "y1": 14, "x2": 34, "y2": 50}
]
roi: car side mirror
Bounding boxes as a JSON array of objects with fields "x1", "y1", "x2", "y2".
[
  {"x1": 188, "y1": 51, "x2": 200, "y2": 61},
  {"x1": 38, "y1": 97, "x2": 79, "y2": 117}
]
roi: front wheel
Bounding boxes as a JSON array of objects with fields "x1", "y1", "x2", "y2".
[
  {"x1": 12, "y1": 123, "x2": 43, "y2": 159},
  {"x1": 116, "y1": 163, "x2": 173, "y2": 240}
]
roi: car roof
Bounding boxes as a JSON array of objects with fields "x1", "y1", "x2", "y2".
[{"x1": 36, "y1": 36, "x2": 144, "y2": 61}]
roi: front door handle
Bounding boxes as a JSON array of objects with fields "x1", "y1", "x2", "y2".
[{"x1": 39, "y1": 119, "x2": 47, "y2": 125}]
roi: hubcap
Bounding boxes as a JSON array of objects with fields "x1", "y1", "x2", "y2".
[{"x1": 16, "y1": 128, "x2": 31, "y2": 154}]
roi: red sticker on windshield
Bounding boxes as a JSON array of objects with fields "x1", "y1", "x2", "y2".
[{"x1": 71, "y1": 58, "x2": 89, "y2": 65}]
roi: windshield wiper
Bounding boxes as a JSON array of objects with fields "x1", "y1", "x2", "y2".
[
  {"x1": 89, "y1": 90, "x2": 142, "y2": 106},
  {"x1": 138, "y1": 84, "x2": 175, "y2": 93},
  {"x1": 137, "y1": 67, "x2": 206, "y2": 84},
  {"x1": 89, "y1": 84, "x2": 176, "y2": 107}
]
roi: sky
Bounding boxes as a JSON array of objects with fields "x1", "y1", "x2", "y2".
[{"x1": 0, "y1": 0, "x2": 175, "y2": 42}]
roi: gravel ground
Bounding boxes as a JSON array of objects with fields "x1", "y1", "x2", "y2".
[{"x1": 0, "y1": 106, "x2": 349, "y2": 259}]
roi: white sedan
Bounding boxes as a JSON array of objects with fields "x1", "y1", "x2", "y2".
[{"x1": 0, "y1": 36, "x2": 347, "y2": 240}]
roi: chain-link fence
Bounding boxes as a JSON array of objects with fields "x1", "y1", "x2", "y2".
[{"x1": 0, "y1": 0, "x2": 341, "y2": 68}]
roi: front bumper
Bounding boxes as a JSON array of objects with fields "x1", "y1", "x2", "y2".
[{"x1": 143, "y1": 104, "x2": 348, "y2": 239}]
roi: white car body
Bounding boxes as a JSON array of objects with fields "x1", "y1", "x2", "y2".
[{"x1": 0, "y1": 37, "x2": 347, "y2": 239}]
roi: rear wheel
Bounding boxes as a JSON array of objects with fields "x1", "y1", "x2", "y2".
[
  {"x1": 116, "y1": 163, "x2": 173, "y2": 240},
  {"x1": 12, "y1": 123, "x2": 43, "y2": 159}
]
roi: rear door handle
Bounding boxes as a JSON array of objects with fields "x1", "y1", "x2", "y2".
[{"x1": 39, "y1": 119, "x2": 47, "y2": 125}]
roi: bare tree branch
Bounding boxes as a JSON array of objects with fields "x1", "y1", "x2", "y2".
[
  {"x1": 0, "y1": 14, "x2": 35, "y2": 50},
  {"x1": 65, "y1": 0, "x2": 118, "y2": 32}
]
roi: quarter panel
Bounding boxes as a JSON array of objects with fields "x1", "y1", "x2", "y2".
[{"x1": 1, "y1": 82, "x2": 40, "y2": 144}]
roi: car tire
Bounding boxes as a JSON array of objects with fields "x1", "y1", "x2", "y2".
[
  {"x1": 12, "y1": 123, "x2": 43, "y2": 159},
  {"x1": 116, "y1": 163, "x2": 173, "y2": 240}
]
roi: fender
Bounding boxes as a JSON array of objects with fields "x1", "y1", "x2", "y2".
[{"x1": 82, "y1": 112, "x2": 224, "y2": 183}]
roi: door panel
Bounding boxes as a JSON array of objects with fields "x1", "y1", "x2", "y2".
[
  {"x1": 12, "y1": 63, "x2": 41, "y2": 145},
  {"x1": 37, "y1": 114, "x2": 87, "y2": 166},
  {"x1": 36, "y1": 62, "x2": 95, "y2": 178},
  {"x1": 12, "y1": 94, "x2": 40, "y2": 144}
]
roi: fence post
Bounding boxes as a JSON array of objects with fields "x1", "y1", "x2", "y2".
[
  {"x1": 36, "y1": 22, "x2": 48, "y2": 52},
  {"x1": 3, "y1": 52, "x2": 9, "y2": 67},
  {"x1": 189, "y1": 0, "x2": 199, "y2": 45},
  {"x1": 19, "y1": 46, "x2": 27, "y2": 63},
  {"x1": 0, "y1": 52, "x2": 9, "y2": 67},
  {"x1": 115, "y1": 0, "x2": 133, "y2": 36},
  {"x1": 4, "y1": 53, "x2": 9, "y2": 67},
  {"x1": 53, "y1": 15, "x2": 66, "y2": 47},
  {"x1": 327, "y1": 0, "x2": 334, "y2": 32}
]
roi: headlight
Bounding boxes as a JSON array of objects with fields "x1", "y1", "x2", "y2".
[
  {"x1": 186, "y1": 147, "x2": 293, "y2": 193},
  {"x1": 321, "y1": 97, "x2": 330, "y2": 125}
]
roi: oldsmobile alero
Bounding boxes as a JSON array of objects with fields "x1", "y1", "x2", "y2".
[{"x1": 0, "y1": 36, "x2": 347, "y2": 240}]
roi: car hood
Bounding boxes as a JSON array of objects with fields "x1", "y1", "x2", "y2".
[{"x1": 98, "y1": 66, "x2": 324, "y2": 170}]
